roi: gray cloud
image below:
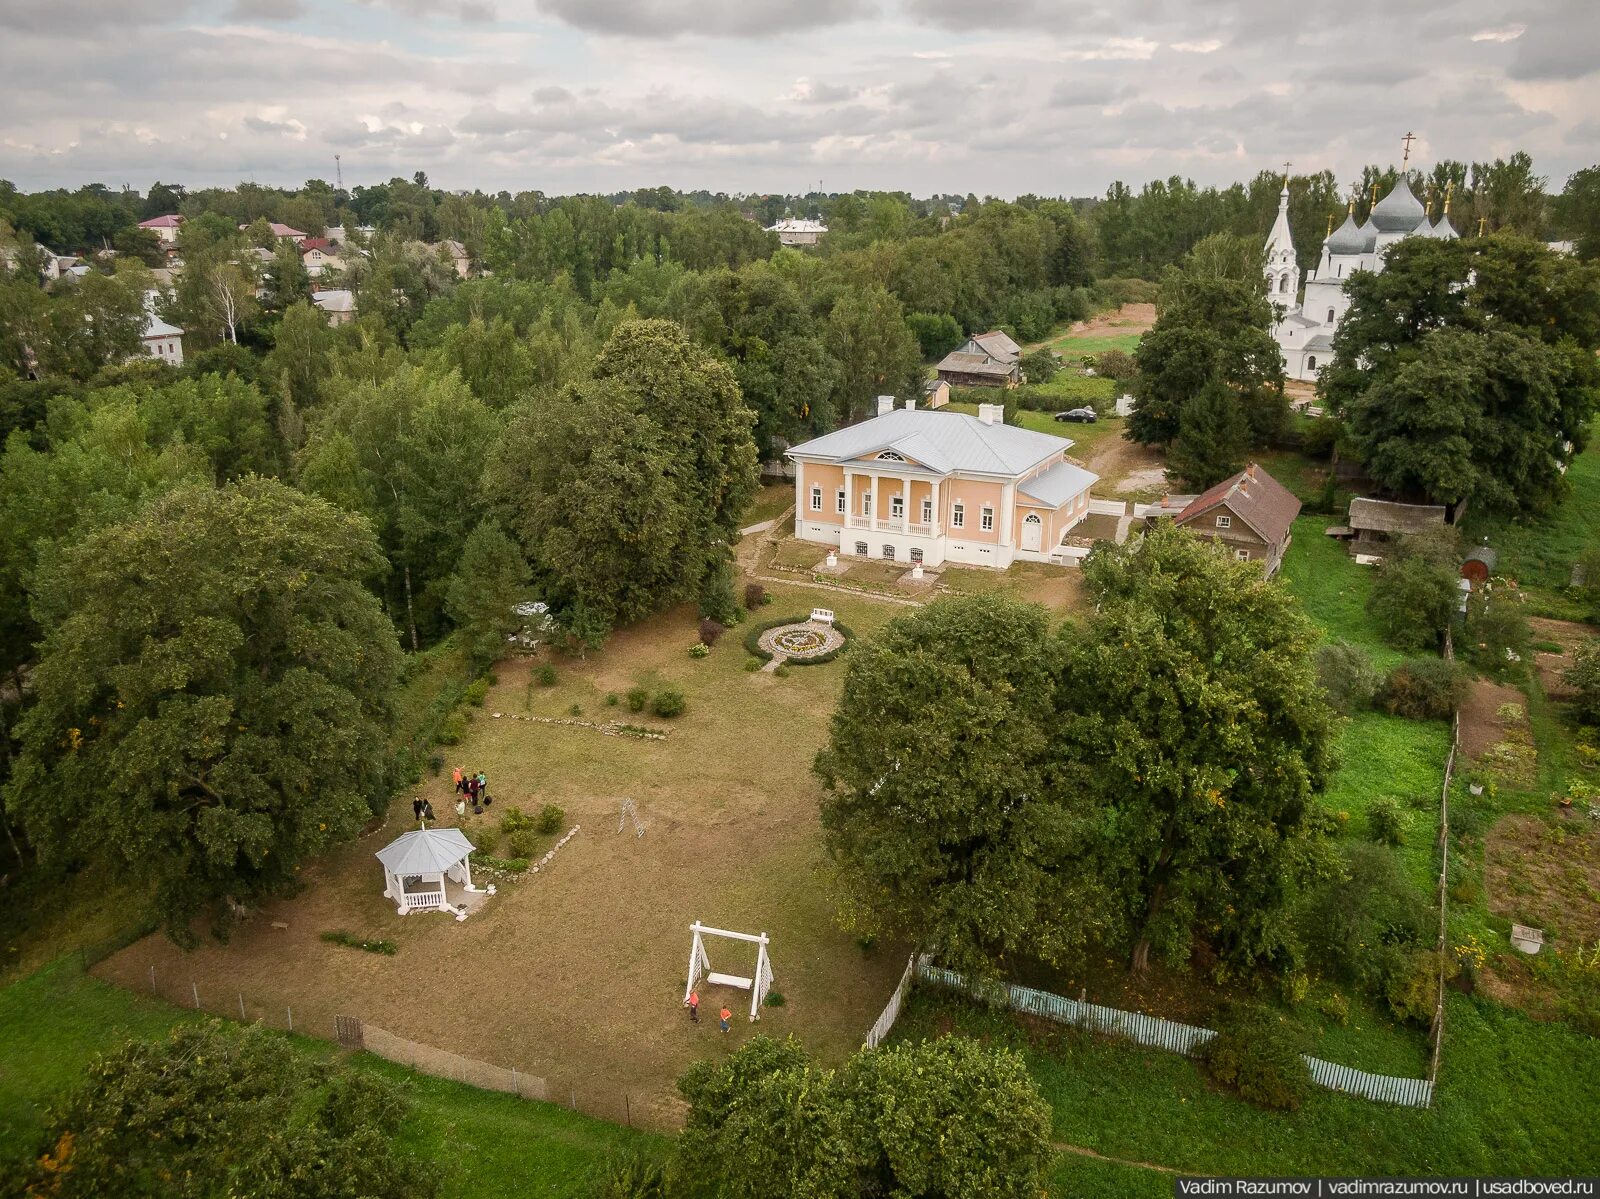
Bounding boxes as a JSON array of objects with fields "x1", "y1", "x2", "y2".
[
  {"x1": 535, "y1": 0, "x2": 874, "y2": 37},
  {"x1": 227, "y1": 0, "x2": 307, "y2": 19}
]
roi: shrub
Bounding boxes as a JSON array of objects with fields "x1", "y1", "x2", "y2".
[
  {"x1": 1386, "y1": 948, "x2": 1453, "y2": 1024},
  {"x1": 1301, "y1": 417, "x2": 1341, "y2": 461},
  {"x1": 320, "y1": 930, "x2": 397, "y2": 955},
  {"x1": 605, "y1": 692, "x2": 619, "y2": 706},
  {"x1": 774, "y1": 664, "x2": 790, "y2": 678},
  {"x1": 763, "y1": 990, "x2": 786, "y2": 1007},
  {"x1": 1020, "y1": 348, "x2": 1058, "y2": 385},
  {"x1": 1464, "y1": 587, "x2": 1530, "y2": 670},
  {"x1": 689, "y1": 643, "x2": 710, "y2": 659},
  {"x1": 536, "y1": 663, "x2": 557, "y2": 686},
  {"x1": 1200, "y1": 1006, "x2": 1312, "y2": 1111},
  {"x1": 651, "y1": 687, "x2": 686, "y2": 718},
  {"x1": 436, "y1": 711, "x2": 467, "y2": 746},
  {"x1": 1317, "y1": 991, "x2": 1350, "y2": 1026},
  {"x1": 1302, "y1": 843, "x2": 1430, "y2": 1001},
  {"x1": 1093, "y1": 348, "x2": 1137, "y2": 382},
  {"x1": 567, "y1": 703, "x2": 583, "y2": 716},
  {"x1": 697, "y1": 560, "x2": 740, "y2": 625},
  {"x1": 501, "y1": 808, "x2": 533, "y2": 835},
  {"x1": 536, "y1": 803, "x2": 565, "y2": 835},
  {"x1": 592, "y1": 1152, "x2": 669, "y2": 1199},
  {"x1": 1565, "y1": 638, "x2": 1600, "y2": 725},
  {"x1": 1369, "y1": 530, "x2": 1461, "y2": 652},
  {"x1": 743, "y1": 658, "x2": 762, "y2": 672},
  {"x1": 1315, "y1": 641, "x2": 1379, "y2": 713},
  {"x1": 463, "y1": 677, "x2": 490, "y2": 707},
  {"x1": 476, "y1": 853, "x2": 529, "y2": 873},
  {"x1": 426, "y1": 752, "x2": 445, "y2": 776},
  {"x1": 744, "y1": 582, "x2": 769, "y2": 610},
  {"x1": 506, "y1": 828, "x2": 540, "y2": 859},
  {"x1": 698, "y1": 617, "x2": 726, "y2": 647},
  {"x1": 1380, "y1": 657, "x2": 1466, "y2": 719},
  {"x1": 626, "y1": 685, "x2": 649, "y2": 712},
  {"x1": 1369, "y1": 796, "x2": 1407, "y2": 845}
]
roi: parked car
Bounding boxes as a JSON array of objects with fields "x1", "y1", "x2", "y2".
[{"x1": 1054, "y1": 408, "x2": 1098, "y2": 423}]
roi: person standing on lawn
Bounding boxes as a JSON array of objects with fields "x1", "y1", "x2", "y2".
[
  {"x1": 688, "y1": 990, "x2": 699, "y2": 1022},
  {"x1": 452, "y1": 766, "x2": 463, "y2": 794},
  {"x1": 719, "y1": 1006, "x2": 732, "y2": 1033}
]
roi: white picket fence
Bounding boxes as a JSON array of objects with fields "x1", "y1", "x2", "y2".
[
  {"x1": 863, "y1": 953, "x2": 921, "y2": 1049},
  {"x1": 916, "y1": 963, "x2": 1434, "y2": 1109}
]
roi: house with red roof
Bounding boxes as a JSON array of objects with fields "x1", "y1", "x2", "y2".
[{"x1": 1167, "y1": 463, "x2": 1301, "y2": 577}]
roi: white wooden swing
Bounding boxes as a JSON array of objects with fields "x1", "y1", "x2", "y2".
[{"x1": 683, "y1": 921, "x2": 774, "y2": 1022}]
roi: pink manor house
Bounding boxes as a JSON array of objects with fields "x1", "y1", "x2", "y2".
[{"x1": 785, "y1": 398, "x2": 1098, "y2": 570}]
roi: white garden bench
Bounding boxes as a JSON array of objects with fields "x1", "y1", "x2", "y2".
[{"x1": 809, "y1": 608, "x2": 835, "y2": 626}]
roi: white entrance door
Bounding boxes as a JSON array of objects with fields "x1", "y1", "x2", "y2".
[{"x1": 1022, "y1": 513, "x2": 1042, "y2": 552}]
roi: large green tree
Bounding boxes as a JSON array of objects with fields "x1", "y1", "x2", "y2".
[
  {"x1": 676, "y1": 1034, "x2": 1052, "y2": 1199},
  {"x1": 20, "y1": 1022, "x2": 440, "y2": 1199},
  {"x1": 1329, "y1": 235, "x2": 1600, "y2": 515},
  {"x1": 1127, "y1": 233, "x2": 1287, "y2": 449},
  {"x1": 1058, "y1": 522, "x2": 1339, "y2": 973},
  {"x1": 298, "y1": 364, "x2": 500, "y2": 649},
  {"x1": 491, "y1": 318, "x2": 757, "y2": 635},
  {"x1": 4, "y1": 477, "x2": 401, "y2": 939},
  {"x1": 816, "y1": 595, "x2": 1108, "y2": 976},
  {"x1": 1165, "y1": 379, "x2": 1248, "y2": 488}
]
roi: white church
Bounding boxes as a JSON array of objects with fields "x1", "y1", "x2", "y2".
[{"x1": 1266, "y1": 173, "x2": 1457, "y2": 381}]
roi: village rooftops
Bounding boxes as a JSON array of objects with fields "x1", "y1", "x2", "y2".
[
  {"x1": 1176, "y1": 463, "x2": 1301, "y2": 547},
  {"x1": 138, "y1": 214, "x2": 184, "y2": 229},
  {"x1": 242, "y1": 221, "x2": 308, "y2": 239},
  {"x1": 1347, "y1": 497, "x2": 1447, "y2": 536},
  {"x1": 786, "y1": 406, "x2": 1073, "y2": 478}
]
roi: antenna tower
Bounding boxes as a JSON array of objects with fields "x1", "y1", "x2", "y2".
[{"x1": 335, "y1": 154, "x2": 343, "y2": 191}]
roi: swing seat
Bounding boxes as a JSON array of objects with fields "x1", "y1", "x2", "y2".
[{"x1": 706, "y1": 971, "x2": 754, "y2": 990}]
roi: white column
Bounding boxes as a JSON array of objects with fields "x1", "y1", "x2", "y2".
[
  {"x1": 931, "y1": 478, "x2": 942, "y2": 534},
  {"x1": 842, "y1": 468, "x2": 855, "y2": 529},
  {"x1": 870, "y1": 474, "x2": 879, "y2": 532},
  {"x1": 1000, "y1": 481, "x2": 1016, "y2": 547},
  {"x1": 792, "y1": 465, "x2": 805, "y2": 532},
  {"x1": 462, "y1": 855, "x2": 474, "y2": 890}
]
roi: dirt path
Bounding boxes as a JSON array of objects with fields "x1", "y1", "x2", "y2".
[
  {"x1": 1084, "y1": 431, "x2": 1167, "y2": 496},
  {"x1": 1054, "y1": 1141, "x2": 1183, "y2": 1175}
]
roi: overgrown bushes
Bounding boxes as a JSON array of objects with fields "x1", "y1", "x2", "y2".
[
  {"x1": 1200, "y1": 1006, "x2": 1312, "y2": 1111},
  {"x1": 1368, "y1": 529, "x2": 1461, "y2": 652},
  {"x1": 1379, "y1": 658, "x2": 1466, "y2": 720},
  {"x1": 1564, "y1": 638, "x2": 1600, "y2": 724},
  {"x1": 1315, "y1": 641, "x2": 1379, "y2": 713},
  {"x1": 320, "y1": 929, "x2": 397, "y2": 955},
  {"x1": 535, "y1": 802, "x2": 566, "y2": 834},
  {"x1": 651, "y1": 687, "x2": 686, "y2": 718},
  {"x1": 1302, "y1": 843, "x2": 1433, "y2": 1022}
]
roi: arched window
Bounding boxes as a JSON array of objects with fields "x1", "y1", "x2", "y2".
[
  {"x1": 875, "y1": 450, "x2": 906, "y2": 462},
  {"x1": 1326, "y1": 307, "x2": 1335, "y2": 324},
  {"x1": 1279, "y1": 273, "x2": 1290, "y2": 293},
  {"x1": 1306, "y1": 355, "x2": 1318, "y2": 371}
]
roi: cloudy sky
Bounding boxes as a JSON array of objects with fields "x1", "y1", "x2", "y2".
[{"x1": 1, "y1": 0, "x2": 1596, "y2": 197}]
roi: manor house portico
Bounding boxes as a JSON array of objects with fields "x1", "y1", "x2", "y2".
[{"x1": 785, "y1": 398, "x2": 1097, "y2": 569}]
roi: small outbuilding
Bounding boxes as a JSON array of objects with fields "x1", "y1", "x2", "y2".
[
  {"x1": 1330, "y1": 497, "x2": 1447, "y2": 558},
  {"x1": 376, "y1": 826, "x2": 479, "y2": 917},
  {"x1": 1460, "y1": 546, "x2": 1498, "y2": 587}
]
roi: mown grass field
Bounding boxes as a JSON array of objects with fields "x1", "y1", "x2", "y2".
[
  {"x1": 0, "y1": 959, "x2": 665, "y2": 1194},
  {"x1": 892, "y1": 988, "x2": 1600, "y2": 1177}
]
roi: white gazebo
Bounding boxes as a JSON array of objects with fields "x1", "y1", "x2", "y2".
[{"x1": 376, "y1": 827, "x2": 479, "y2": 917}]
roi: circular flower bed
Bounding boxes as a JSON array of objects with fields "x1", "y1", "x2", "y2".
[{"x1": 756, "y1": 620, "x2": 847, "y2": 663}]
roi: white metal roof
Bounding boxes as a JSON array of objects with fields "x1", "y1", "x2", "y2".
[
  {"x1": 787, "y1": 408, "x2": 1073, "y2": 477},
  {"x1": 1018, "y1": 459, "x2": 1099, "y2": 508},
  {"x1": 375, "y1": 827, "x2": 475, "y2": 875}
]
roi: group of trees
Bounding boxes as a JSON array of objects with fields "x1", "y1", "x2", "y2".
[
  {"x1": 1326, "y1": 235, "x2": 1600, "y2": 516},
  {"x1": 818, "y1": 523, "x2": 1338, "y2": 980},
  {"x1": 1125, "y1": 232, "x2": 1287, "y2": 488}
]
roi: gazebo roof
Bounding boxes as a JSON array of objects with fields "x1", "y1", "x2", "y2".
[{"x1": 375, "y1": 826, "x2": 475, "y2": 875}]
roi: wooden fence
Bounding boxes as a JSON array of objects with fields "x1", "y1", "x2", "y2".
[
  {"x1": 916, "y1": 964, "x2": 1434, "y2": 1109},
  {"x1": 863, "y1": 954, "x2": 920, "y2": 1050},
  {"x1": 334, "y1": 1014, "x2": 548, "y2": 1101},
  {"x1": 1430, "y1": 628, "x2": 1463, "y2": 1084}
]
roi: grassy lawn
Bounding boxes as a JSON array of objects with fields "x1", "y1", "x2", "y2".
[
  {"x1": 1468, "y1": 434, "x2": 1600, "y2": 595},
  {"x1": 892, "y1": 988, "x2": 1599, "y2": 1176},
  {"x1": 0, "y1": 959, "x2": 663, "y2": 1194},
  {"x1": 1048, "y1": 331, "x2": 1145, "y2": 356},
  {"x1": 1322, "y1": 713, "x2": 1451, "y2": 889},
  {"x1": 896, "y1": 979, "x2": 1593, "y2": 1178},
  {"x1": 1279, "y1": 514, "x2": 1406, "y2": 669},
  {"x1": 740, "y1": 481, "x2": 793, "y2": 528}
]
